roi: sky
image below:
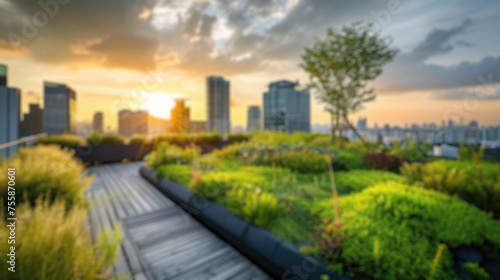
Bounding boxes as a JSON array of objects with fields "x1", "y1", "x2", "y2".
[{"x1": 1, "y1": 0, "x2": 500, "y2": 131}]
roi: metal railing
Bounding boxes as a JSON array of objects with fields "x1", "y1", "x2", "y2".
[{"x1": 0, "y1": 133, "x2": 47, "y2": 157}]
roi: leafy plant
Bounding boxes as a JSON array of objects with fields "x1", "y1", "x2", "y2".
[
  {"x1": 335, "y1": 170, "x2": 401, "y2": 193},
  {"x1": 335, "y1": 149, "x2": 366, "y2": 170},
  {"x1": 228, "y1": 133, "x2": 251, "y2": 142},
  {"x1": 35, "y1": 134, "x2": 84, "y2": 147},
  {"x1": 224, "y1": 187, "x2": 288, "y2": 228},
  {"x1": 463, "y1": 262, "x2": 491, "y2": 280},
  {"x1": 145, "y1": 142, "x2": 200, "y2": 168},
  {"x1": 309, "y1": 183, "x2": 500, "y2": 280},
  {"x1": 129, "y1": 135, "x2": 147, "y2": 144},
  {"x1": 87, "y1": 131, "x2": 126, "y2": 145}
]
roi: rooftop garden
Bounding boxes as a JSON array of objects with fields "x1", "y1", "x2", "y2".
[{"x1": 145, "y1": 131, "x2": 500, "y2": 280}]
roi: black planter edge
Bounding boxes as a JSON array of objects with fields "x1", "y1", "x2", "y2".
[{"x1": 140, "y1": 165, "x2": 349, "y2": 280}]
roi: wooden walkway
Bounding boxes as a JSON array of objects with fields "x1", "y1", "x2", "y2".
[{"x1": 86, "y1": 162, "x2": 271, "y2": 280}]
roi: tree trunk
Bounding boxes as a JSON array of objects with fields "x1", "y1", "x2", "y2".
[
  {"x1": 330, "y1": 113, "x2": 336, "y2": 145},
  {"x1": 343, "y1": 115, "x2": 369, "y2": 150}
]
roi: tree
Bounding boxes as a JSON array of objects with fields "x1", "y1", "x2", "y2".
[{"x1": 300, "y1": 22, "x2": 398, "y2": 148}]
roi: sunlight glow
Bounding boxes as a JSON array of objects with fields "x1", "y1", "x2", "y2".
[{"x1": 140, "y1": 92, "x2": 175, "y2": 119}]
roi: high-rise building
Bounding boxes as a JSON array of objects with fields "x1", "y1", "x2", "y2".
[
  {"x1": 93, "y1": 112, "x2": 103, "y2": 132},
  {"x1": 43, "y1": 81, "x2": 76, "y2": 135},
  {"x1": 171, "y1": 99, "x2": 190, "y2": 133},
  {"x1": 357, "y1": 117, "x2": 367, "y2": 131},
  {"x1": 21, "y1": 104, "x2": 43, "y2": 137},
  {"x1": 206, "y1": 76, "x2": 230, "y2": 138},
  {"x1": 0, "y1": 64, "x2": 7, "y2": 86},
  {"x1": 0, "y1": 86, "x2": 21, "y2": 157},
  {"x1": 247, "y1": 106, "x2": 261, "y2": 132},
  {"x1": 118, "y1": 110, "x2": 148, "y2": 137},
  {"x1": 263, "y1": 80, "x2": 310, "y2": 133}
]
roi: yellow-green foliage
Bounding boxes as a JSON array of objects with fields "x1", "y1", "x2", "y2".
[
  {"x1": 309, "y1": 183, "x2": 500, "y2": 280},
  {"x1": 463, "y1": 262, "x2": 491, "y2": 280},
  {"x1": 145, "y1": 142, "x2": 201, "y2": 168},
  {"x1": 401, "y1": 161, "x2": 500, "y2": 217},
  {"x1": 224, "y1": 188, "x2": 288, "y2": 228},
  {"x1": 335, "y1": 170, "x2": 401, "y2": 193},
  {"x1": 0, "y1": 198, "x2": 121, "y2": 280},
  {"x1": 129, "y1": 135, "x2": 147, "y2": 144},
  {"x1": 0, "y1": 145, "x2": 93, "y2": 209},
  {"x1": 35, "y1": 134, "x2": 84, "y2": 147},
  {"x1": 87, "y1": 131, "x2": 126, "y2": 145},
  {"x1": 250, "y1": 131, "x2": 331, "y2": 146}
]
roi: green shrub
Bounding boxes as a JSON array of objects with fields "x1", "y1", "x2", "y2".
[
  {"x1": 224, "y1": 187, "x2": 288, "y2": 228},
  {"x1": 309, "y1": 183, "x2": 500, "y2": 280},
  {"x1": 0, "y1": 145, "x2": 93, "y2": 210},
  {"x1": 156, "y1": 164, "x2": 192, "y2": 185},
  {"x1": 336, "y1": 149, "x2": 366, "y2": 170},
  {"x1": 401, "y1": 161, "x2": 500, "y2": 217},
  {"x1": 198, "y1": 132, "x2": 223, "y2": 144},
  {"x1": 335, "y1": 170, "x2": 402, "y2": 192},
  {"x1": 0, "y1": 198, "x2": 121, "y2": 280},
  {"x1": 281, "y1": 150, "x2": 328, "y2": 174},
  {"x1": 87, "y1": 131, "x2": 126, "y2": 145},
  {"x1": 145, "y1": 142, "x2": 200, "y2": 168},
  {"x1": 463, "y1": 262, "x2": 491, "y2": 280},
  {"x1": 35, "y1": 134, "x2": 84, "y2": 147},
  {"x1": 228, "y1": 133, "x2": 251, "y2": 142},
  {"x1": 189, "y1": 172, "x2": 233, "y2": 200},
  {"x1": 129, "y1": 135, "x2": 147, "y2": 144},
  {"x1": 249, "y1": 131, "x2": 332, "y2": 146}
]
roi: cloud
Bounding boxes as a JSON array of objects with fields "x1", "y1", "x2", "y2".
[
  {"x1": 435, "y1": 88, "x2": 500, "y2": 100},
  {"x1": 376, "y1": 19, "x2": 500, "y2": 92}
]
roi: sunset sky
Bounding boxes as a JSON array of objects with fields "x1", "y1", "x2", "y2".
[{"x1": 1, "y1": 0, "x2": 499, "y2": 131}]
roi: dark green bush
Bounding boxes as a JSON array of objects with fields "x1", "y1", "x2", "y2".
[
  {"x1": 129, "y1": 135, "x2": 147, "y2": 144},
  {"x1": 463, "y1": 262, "x2": 491, "y2": 280},
  {"x1": 35, "y1": 134, "x2": 84, "y2": 147},
  {"x1": 86, "y1": 131, "x2": 125, "y2": 145},
  {"x1": 308, "y1": 182, "x2": 500, "y2": 280},
  {"x1": 336, "y1": 149, "x2": 366, "y2": 170},
  {"x1": 228, "y1": 133, "x2": 251, "y2": 142},
  {"x1": 198, "y1": 132, "x2": 223, "y2": 144},
  {"x1": 280, "y1": 150, "x2": 328, "y2": 174}
]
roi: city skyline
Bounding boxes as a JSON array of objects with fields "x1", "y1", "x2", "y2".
[{"x1": 1, "y1": 1, "x2": 500, "y2": 130}]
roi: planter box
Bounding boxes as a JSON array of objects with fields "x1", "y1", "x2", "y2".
[
  {"x1": 72, "y1": 144, "x2": 154, "y2": 164},
  {"x1": 140, "y1": 165, "x2": 348, "y2": 280}
]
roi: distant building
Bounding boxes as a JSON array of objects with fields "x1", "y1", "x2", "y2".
[
  {"x1": 118, "y1": 110, "x2": 148, "y2": 137},
  {"x1": 263, "y1": 80, "x2": 310, "y2": 133},
  {"x1": 148, "y1": 115, "x2": 168, "y2": 136},
  {"x1": 0, "y1": 86, "x2": 21, "y2": 157},
  {"x1": 93, "y1": 112, "x2": 104, "y2": 132},
  {"x1": 0, "y1": 64, "x2": 6, "y2": 86},
  {"x1": 21, "y1": 104, "x2": 43, "y2": 137},
  {"x1": 357, "y1": 117, "x2": 367, "y2": 131},
  {"x1": 171, "y1": 99, "x2": 190, "y2": 133},
  {"x1": 206, "y1": 76, "x2": 230, "y2": 138},
  {"x1": 247, "y1": 106, "x2": 261, "y2": 132},
  {"x1": 189, "y1": 121, "x2": 206, "y2": 133},
  {"x1": 43, "y1": 81, "x2": 76, "y2": 135},
  {"x1": 433, "y1": 144, "x2": 459, "y2": 159}
]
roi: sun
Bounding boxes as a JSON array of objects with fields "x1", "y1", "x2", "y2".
[{"x1": 140, "y1": 92, "x2": 175, "y2": 119}]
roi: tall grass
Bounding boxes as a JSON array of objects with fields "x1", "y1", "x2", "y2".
[
  {"x1": 0, "y1": 198, "x2": 121, "y2": 280},
  {"x1": 35, "y1": 134, "x2": 84, "y2": 147},
  {"x1": 0, "y1": 145, "x2": 93, "y2": 210}
]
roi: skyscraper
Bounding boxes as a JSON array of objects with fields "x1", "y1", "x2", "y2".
[
  {"x1": 43, "y1": 81, "x2": 76, "y2": 135},
  {"x1": 0, "y1": 64, "x2": 7, "y2": 86},
  {"x1": 118, "y1": 110, "x2": 148, "y2": 137},
  {"x1": 263, "y1": 80, "x2": 310, "y2": 133},
  {"x1": 0, "y1": 86, "x2": 21, "y2": 157},
  {"x1": 206, "y1": 76, "x2": 230, "y2": 138},
  {"x1": 93, "y1": 112, "x2": 104, "y2": 132},
  {"x1": 247, "y1": 106, "x2": 261, "y2": 132},
  {"x1": 21, "y1": 104, "x2": 43, "y2": 137},
  {"x1": 171, "y1": 99, "x2": 190, "y2": 133}
]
